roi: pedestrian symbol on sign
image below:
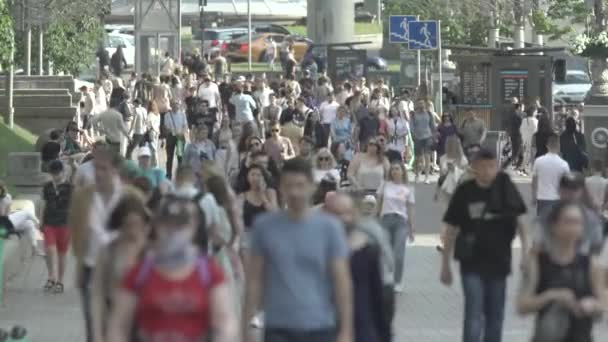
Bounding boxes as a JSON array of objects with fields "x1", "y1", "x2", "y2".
[
  {"x1": 388, "y1": 15, "x2": 418, "y2": 44},
  {"x1": 408, "y1": 20, "x2": 439, "y2": 50},
  {"x1": 420, "y1": 23, "x2": 431, "y2": 47}
]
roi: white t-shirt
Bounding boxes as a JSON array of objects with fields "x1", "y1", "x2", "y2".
[
  {"x1": 585, "y1": 175, "x2": 608, "y2": 210},
  {"x1": 319, "y1": 101, "x2": 340, "y2": 124},
  {"x1": 73, "y1": 160, "x2": 96, "y2": 187},
  {"x1": 0, "y1": 193, "x2": 12, "y2": 215},
  {"x1": 132, "y1": 106, "x2": 148, "y2": 135},
  {"x1": 532, "y1": 153, "x2": 570, "y2": 201},
  {"x1": 254, "y1": 87, "x2": 274, "y2": 108},
  {"x1": 313, "y1": 168, "x2": 341, "y2": 184},
  {"x1": 197, "y1": 82, "x2": 220, "y2": 108},
  {"x1": 378, "y1": 181, "x2": 415, "y2": 220}
]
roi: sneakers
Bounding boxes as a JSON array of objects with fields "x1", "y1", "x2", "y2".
[
  {"x1": 250, "y1": 313, "x2": 265, "y2": 329},
  {"x1": 394, "y1": 284, "x2": 404, "y2": 293}
]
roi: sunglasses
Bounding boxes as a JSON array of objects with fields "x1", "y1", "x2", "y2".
[
  {"x1": 249, "y1": 142, "x2": 261, "y2": 148},
  {"x1": 272, "y1": 129, "x2": 280, "y2": 133},
  {"x1": 318, "y1": 156, "x2": 331, "y2": 161}
]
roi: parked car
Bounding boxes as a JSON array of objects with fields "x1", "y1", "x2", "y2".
[
  {"x1": 105, "y1": 33, "x2": 135, "y2": 66},
  {"x1": 553, "y1": 70, "x2": 591, "y2": 104},
  {"x1": 231, "y1": 23, "x2": 292, "y2": 35},
  {"x1": 226, "y1": 33, "x2": 311, "y2": 62},
  {"x1": 194, "y1": 27, "x2": 249, "y2": 57}
]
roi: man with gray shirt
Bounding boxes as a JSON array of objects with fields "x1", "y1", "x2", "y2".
[
  {"x1": 243, "y1": 158, "x2": 353, "y2": 342},
  {"x1": 410, "y1": 100, "x2": 437, "y2": 184},
  {"x1": 460, "y1": 110, "x2": 487, "y2": 152}
]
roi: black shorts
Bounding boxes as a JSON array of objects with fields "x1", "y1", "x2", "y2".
[{"x1": 82, "y1": 114, "x2": 93, "y2": 130}]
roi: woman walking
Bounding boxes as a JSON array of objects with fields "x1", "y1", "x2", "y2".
[
  {"x1": 520, "y1": 108, "x2": 539, "y2": 175},
  {"x1": 377, "y1": 162, "x2": 416, "y2": 293},
  {"x1": 518, "y1": 201, "x2": 605, "y2": 342},
  {"x1": 348, "y1": 138, "x2": 390, "y2": 195},
  {"x1": 107, "y1": 195, "x2": 237, "y2": 342},
  {"x1": 145, "y1": 100, "x2": 161, "y2": 167},
  {"x1": 91, "y1": 193, "x2": 151, "y2": 342},
  {"x1": 560, "y1": 117, "x2": 588, "y2": 172}
]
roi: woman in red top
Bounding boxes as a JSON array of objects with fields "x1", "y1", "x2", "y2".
[{"x1": 107, "y1": 195, "x2": 238, "y2": 342}]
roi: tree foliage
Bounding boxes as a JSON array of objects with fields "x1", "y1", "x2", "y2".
[
  {"x1": 383, "y1": 0, "x2": 591, "y2": 46},
  {"x1": 0, "y1": 0, "x2": 15, "y2": 69},
  {"x1": 44, "y1": 16, "x2": 102, "y2": 75},
  {"x1": 383, "y1": 0, "x2": 517, "y2": 46},
  {"x1": 12, "y1": 0, "x2": 105, "y2": 75}
]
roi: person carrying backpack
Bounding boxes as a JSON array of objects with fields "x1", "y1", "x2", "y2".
[{"x1": 107, "y1": 194, "x2": 237, "y2": 342}]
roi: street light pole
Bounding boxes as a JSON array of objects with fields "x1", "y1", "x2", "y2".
[{"x1": 247, "y1": 0, "x2": 252, "y2": 71}]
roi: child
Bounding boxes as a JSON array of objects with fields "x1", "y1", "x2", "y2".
[{"x1": 41, "y1": 160, "x2": 74, "y2": 294}]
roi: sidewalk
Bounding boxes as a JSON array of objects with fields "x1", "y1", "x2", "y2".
[{"x1": 3, "y1": 243, "x2": 608, "y2": 342}]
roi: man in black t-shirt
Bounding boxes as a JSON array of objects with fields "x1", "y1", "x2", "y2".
[{"x1": 440, "y1": 148, "x2": 528, "y2": 342}]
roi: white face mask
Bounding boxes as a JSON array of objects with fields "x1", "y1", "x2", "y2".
[{"x1": 155, "y1": 228, "x2": 195, "y2": 266}]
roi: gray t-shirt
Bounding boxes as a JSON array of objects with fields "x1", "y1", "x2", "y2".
[
  {"x1": 460, "y1": 118, "x2": 486, "y2": 147},
  {"x1": 411, "y1": 111, "x2": 435, "y2": 141},
  {"x1": 251, "y1": 211, "x2": 348, "y2": 330}
]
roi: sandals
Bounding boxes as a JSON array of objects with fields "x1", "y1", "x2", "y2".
[
  {"x1": 53, "y1": 282, "x2": 64, "y2": 294},
  {"x1": 43, "y1": 279, "x2": 55, "y2": 292},
  {"x1": 43, "y1": 280, "x2": 64, "y2": 294}
]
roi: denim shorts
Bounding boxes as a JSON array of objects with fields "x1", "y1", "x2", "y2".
[{"x1": 414, "y1": 138, "x2": 434, "y2": 156}]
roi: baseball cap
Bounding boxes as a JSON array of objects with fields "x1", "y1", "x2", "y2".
[
  {"x1": 137, "y1": 146, "x2": 152, "y2": 158},
  {"x1": 362, "y1": 195, "x2": 377, "y2": 205}
]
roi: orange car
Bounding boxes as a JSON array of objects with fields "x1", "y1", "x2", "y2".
[{"x1": 226, "y1": 33, "x2": 311, "y2": 62}]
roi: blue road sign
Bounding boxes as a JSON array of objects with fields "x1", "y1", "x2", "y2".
[
  {"x1": 408, "y1": 20, "x2": 438, "y2": 50},
  {"x1": 389, "y1": 15, "x2": 418, "y2": 44}
]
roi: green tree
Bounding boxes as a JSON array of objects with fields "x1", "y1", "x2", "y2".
[
  {"x1": 383, "y1": 0, "x2": 515, "y2": 46},
  {"x1": 0, "y1": 0, "x2": 15, "y2": 69},
  {"x1": 44, "y1": 16, "x2": 102, "y2": 75},
  {"x1": 12, "y1": 0, "x2": 105, "y2": 75}
]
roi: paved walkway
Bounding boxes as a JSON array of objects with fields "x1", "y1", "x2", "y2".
[
  {"x1": 2, "y1": 175, "x2": 608, "y2": 341},
  {"x1": 3, "y1": 244, "x2": 608, "y2": 341}
]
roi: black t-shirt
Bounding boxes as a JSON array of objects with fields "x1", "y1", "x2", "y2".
[
  {"x1": 443, "y1": 175, "x2": 526, "y2": 276},
  {"x1": 41, "y1": 141, "x2": 61, "y2": 163},
  {"x1": 42, "y1": 181, "x2": 73, "y2": 226}
]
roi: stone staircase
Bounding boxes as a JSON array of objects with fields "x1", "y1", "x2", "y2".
[{"x1": 0, "y1": 76, "x2": 79, "y2": 136}]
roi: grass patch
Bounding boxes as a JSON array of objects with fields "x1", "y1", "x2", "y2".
[
  {"x1": 288, "y1": 22, "x2": 382, "y2": 37},
  {"x1": 230, "y1": 62, "x2": 278, "y2": 72},
  {"x1": 0, "y1": 118, "x2": 37, "y2": 181}
]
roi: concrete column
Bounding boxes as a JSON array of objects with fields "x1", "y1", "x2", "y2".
[
  {"x1": 38, "y1": 26, "x2": 43, "y2": 76},
  {"x1": 25, "y1": 24, "x2": 31, "y2": 76},
  {"x1": 307, "y1": 0, "x2": 355, "y2": 45}
]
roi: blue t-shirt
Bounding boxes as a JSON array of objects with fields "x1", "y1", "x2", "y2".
[
  {"x1": 141, "y1": 168, "x2": 166, "y2": 188},
  {"x1": 251, "y1": 211, "x2": 348, "y2": 330}
]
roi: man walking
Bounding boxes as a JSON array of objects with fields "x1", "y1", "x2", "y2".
[
  {"x1": 410, "y1": 100, "x2": 436, "y2": 184},
  {"x1": 164, "y1": 100, "x2": 189, "y2": 179},
  {"x1": 440, "y1": 148, "x2": 528, "y2": 342},
  {"x1": 243, "y1": 158, "x2": 353, "y2": 342},
  {"x1": 68, "y1": 147, "x2": 128, "y2": 342},
  {"x1": 531, "y1": 134, "x2": 570, "y2": 216},
  {"x1": 91, "y1": 108, "x2": 131, "y2": 156},
  {"x1": 460, "y1": 110, "x2": 486, "y2": 153}
]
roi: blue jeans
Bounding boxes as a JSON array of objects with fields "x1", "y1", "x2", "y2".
[
  {"x1": 536, "y1": 200, "x2": 559, "y2": 217},
  {"x1": 381, "y1": 213, "x2": 409, "y2": 285},
  {"x1": 461, "y1": 272, "x2": 507, "y2": 342}
]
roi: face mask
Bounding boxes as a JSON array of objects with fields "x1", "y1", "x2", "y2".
[{"x1": 155, "y1": 229, "x2": 195, "y2": 267}]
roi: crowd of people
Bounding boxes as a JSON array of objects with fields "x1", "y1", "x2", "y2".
[{"x1": 3, "y1": 51, "x2": 608, "y2": 342}]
